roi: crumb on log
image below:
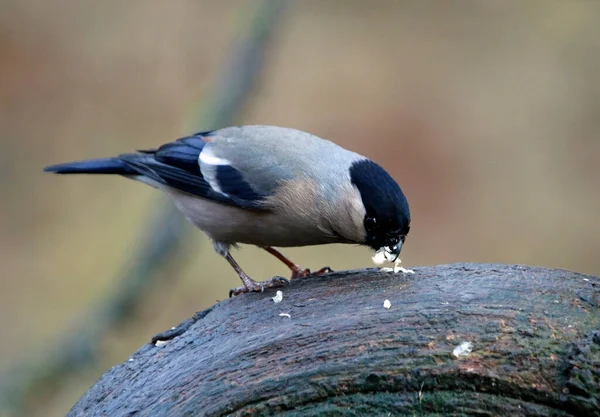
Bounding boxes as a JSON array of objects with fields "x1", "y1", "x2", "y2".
[{"x1": 68, "y1": 264, "x2": 600, "y2": 416}]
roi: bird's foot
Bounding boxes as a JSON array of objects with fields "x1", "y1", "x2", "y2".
[
  {"x1": 291, "y1": 266, "x2": 333, "y2": 279},
  {"x1": 229, "y1": 276, "x2": 289, "y2": 297}
]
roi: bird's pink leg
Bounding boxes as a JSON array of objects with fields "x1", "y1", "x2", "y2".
[{"x1": 263, "y1": 247, "x2": 333, "y2": 279}]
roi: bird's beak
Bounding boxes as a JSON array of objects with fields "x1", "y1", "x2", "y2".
[{"x1": 387, "y1": 241, "x2": 402, "y2": 262}]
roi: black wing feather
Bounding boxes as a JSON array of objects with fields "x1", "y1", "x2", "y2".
[
  {"x1": 215, "y1": 165, "x2": 265, "y2": 201},
  {"x1": 121, "y1": 132, "x2": 267, "y2": 210},
  {"x1": 153, "y1": 143, "x2": 202, "y2": 174}
]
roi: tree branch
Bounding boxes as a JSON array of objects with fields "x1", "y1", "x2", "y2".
[{"x1": 68, "y1": 264, "x2": 600, "y2": 416}]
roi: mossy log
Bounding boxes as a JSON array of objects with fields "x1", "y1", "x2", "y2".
[{"x1": 68, "y1": 264, "x2": 600, "y2": 416}]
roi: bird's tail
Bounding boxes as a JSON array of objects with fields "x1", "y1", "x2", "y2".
[{"x1": 44, "y1": 158, "x2": 136, "y2": 175}]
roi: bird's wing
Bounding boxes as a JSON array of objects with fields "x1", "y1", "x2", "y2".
[
  {"x1": 122, "y1": 126, "x2": 360, "y2": 210},
  {"x1": 197, "y1": 143, "x2": 291, "y2": 202},
  {"x1": 120, "y1": 131, "x2": 271, "y2": 210}
]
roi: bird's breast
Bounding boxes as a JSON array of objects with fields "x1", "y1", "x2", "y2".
[{"x1": 165, "y1": 187, "x2": 345, "y2": 247}]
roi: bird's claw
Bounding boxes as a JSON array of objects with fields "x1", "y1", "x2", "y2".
[
  {"x1": 229, "y1": 276, "x2": 290, "y2": 297},
  {"x1": 291, "y1": 266, "x2": 333, "y2": 279}
]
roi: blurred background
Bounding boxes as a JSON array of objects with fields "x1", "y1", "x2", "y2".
[{"x1": 1, "y1": 1, "x2": 599, "y2": 415}]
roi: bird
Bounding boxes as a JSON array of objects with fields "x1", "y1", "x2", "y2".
[{"x1": 44, "y1": 125, "x2": 411, "y2": 296}]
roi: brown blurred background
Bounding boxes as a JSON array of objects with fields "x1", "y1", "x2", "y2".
[{"x1": 1, "y1": 1, "x2": 599, "y2": 415}]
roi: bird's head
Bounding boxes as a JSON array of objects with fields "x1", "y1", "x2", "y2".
[{"x1": 349, "y1": 159, "x2": 410, "y2": 261}]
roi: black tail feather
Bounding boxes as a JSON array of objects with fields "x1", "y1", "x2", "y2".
[{"x1": 44, "y1": 158, "x2": 136, "y2": 175}]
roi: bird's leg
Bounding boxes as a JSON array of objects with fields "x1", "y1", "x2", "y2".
[
  {"x1": 212, "y1": 241, "x2": 288, "y2": 297},
  {"x1": 262, "y1": 247, "x2": 333, "y2": 279},
  {"x1": 225, "y1": 252, "x2": 289, "y2": 297}
]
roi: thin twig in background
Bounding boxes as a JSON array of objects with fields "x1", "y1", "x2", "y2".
[{"x1": 0, "y1": 1, "x2": 288, "y2": 415}]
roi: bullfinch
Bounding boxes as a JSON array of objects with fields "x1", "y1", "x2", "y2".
[{"x1": 45, "y1": 125, "x2": 410, "y2": 296}]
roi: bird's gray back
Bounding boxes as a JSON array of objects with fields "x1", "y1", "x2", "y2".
[{"x1": 205, "y1": 125, "x2": 365, "y2": 196}]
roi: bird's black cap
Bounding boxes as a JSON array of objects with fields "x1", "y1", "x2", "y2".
[{"x1": 349, "y1": 159, "x2": 410, "y2": 251}]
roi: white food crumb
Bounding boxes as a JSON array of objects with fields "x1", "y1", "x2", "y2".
[
  {"x1": 272, "y1": 290, "x2": 283, "y2": 303},
  {"x1": 128, "y1": 358, "x2": 134, "y2": 362},
  {"x1": 377, "y1": 255, "x2": 414, "y2": 274},
  {"x1": 279, "y1": 313, "x2": 291, "y2": 318},
  {"x1": 372, "y1": 250, "x2": 388, "y2": 265},
  {"x1": 383, "y1": 299, "x2": 392, "y2": 309},
  {"x1": 452, "y1": 341, "x2": 473, "y2": 357},
  {"x1": 155, "y1": 340, "x2": 168, "y2": 347},
  {"x1": 583, "y1": 278, "x2": 589, "y2": 282},
  {"x1": 372, "y1": 247, "x2": 398, "y2": 265}
]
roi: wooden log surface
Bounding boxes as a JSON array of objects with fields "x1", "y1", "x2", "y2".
[{"x1": 68, "y1": 264, "x2": 600, "y2": 416}]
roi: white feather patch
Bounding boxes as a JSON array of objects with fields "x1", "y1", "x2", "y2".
[
  {"x1": 205, "y1": 179, "x2": 225, "y2": 195},
  {"x1": 198, "y1": 149, "x2": 229, "y2": 195},
  {"x1": 199, "y1": 150, "x2": 230, "y2": 166}
]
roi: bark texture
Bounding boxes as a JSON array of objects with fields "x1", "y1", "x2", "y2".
[{"x1": 68, "y1": 264, "x2": 600, "y2": 416}]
